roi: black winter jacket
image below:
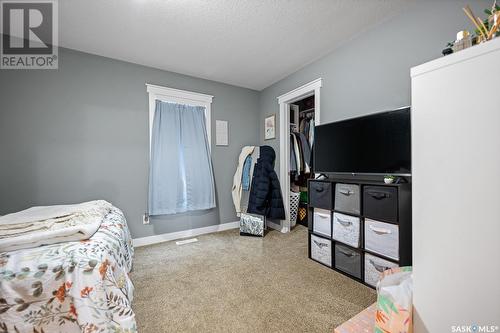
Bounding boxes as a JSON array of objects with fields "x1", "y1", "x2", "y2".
[{"x1": 247, "y1": 146, "x2": 286, "y2": 219}]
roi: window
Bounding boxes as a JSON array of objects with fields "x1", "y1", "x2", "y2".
[{"x1": 146, "y1": 84, "x2": 215, "y2": 215}]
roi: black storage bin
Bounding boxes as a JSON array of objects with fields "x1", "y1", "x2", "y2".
[
  {"x1": 308, "y1": 207, "x2": 313, "y2": 231},
  {"x1": 309, "y1": 181, "x2": 332, "y2": 209},
  {"x1": 334, "y1": 244, "x2": 362, "y2": 278},
  {"x1": 363, "y1": 186, "x2": 398, "y2": 222}
]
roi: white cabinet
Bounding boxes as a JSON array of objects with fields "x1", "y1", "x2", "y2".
[{"x1": 411, "y1": 38, "x2": 500, "y2": 332}]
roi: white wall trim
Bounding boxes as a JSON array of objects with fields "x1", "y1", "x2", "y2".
[
  {"x1": 146, "y1": 83, "x2": 213, "y2": 104},
  {"x1": 277, "y1": 78, "x2": 323, "y2": 104},
  {"x1": 133, "y1": 221, "x2": 239, "y2": 247},
  {"x1": 277, "y1": 78, "x2": 322, "y2": 233},
  {"x1": 267, "y1": 220, "x2": 288, "y2": 233},
  {"x1": 146, "y1": 83, "x2": 214, "y2": 151}
]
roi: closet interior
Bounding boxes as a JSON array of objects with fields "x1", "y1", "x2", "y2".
[{"x1": 289, "y1": 95, "x2": 315, "y2": 228}]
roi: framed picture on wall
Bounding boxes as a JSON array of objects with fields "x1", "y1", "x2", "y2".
[{"x1": 264, "y1": 114, "x2": 276, "y2": 140}]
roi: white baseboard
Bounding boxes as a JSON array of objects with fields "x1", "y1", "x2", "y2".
[
  {"x1": 133, "y1": 221, "x2": 239, "y2": 247},
  {"x1": 267, "y1": 220, "x2": 288, "y2": 233}
]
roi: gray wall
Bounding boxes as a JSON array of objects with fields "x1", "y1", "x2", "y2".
[
  {"x1": 0, "y1": 48, "x2": 260, "y2": 239},
  {"x1": 0, "y1": 1, "x2": 490, "y2": 240},
  {"x1": 259, "y1": 0, "x2": 489, "y2": 173}
]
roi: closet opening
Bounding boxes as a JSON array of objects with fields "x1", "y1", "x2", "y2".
[
  {"x1": 277, "y1": 77, "x2": 321, "y2": 233},
  {"x1": 289, "y1": 95, "x2": 315, "y2": 228}
]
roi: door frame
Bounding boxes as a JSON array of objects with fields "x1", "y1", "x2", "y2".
[{"x1": 276, "y1": 78, "x2": 322, "y2": 233}]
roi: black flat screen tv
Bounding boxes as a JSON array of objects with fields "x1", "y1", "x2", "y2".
[{"x1": 314, "y1": 107, "x2": 411, "y2": 175}]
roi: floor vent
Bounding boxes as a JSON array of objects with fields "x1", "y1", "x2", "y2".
[{"x1": 175, "y1": 238, "x2": 198, "y2": 245}]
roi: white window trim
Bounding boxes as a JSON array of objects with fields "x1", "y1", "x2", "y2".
[{"x1": 146, "y1": 83, "x2": 214, "y2": 152}]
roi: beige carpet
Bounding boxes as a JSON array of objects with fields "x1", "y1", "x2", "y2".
[{"x1": 131, "y1": 225, "x2": 375, "y2": 333}]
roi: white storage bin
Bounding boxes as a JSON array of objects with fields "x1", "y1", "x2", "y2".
[
  {"x1": 310, "y1": 234, "x2": 332, "y2": 267},
  {"x1": 364, "y1": 218, "x2": 399, "y2": 260},
  {"x1": 364, "y1": 253, "x2": 398, "y2": 287},
  {"x1": 332, "y1": 212, "x2": 360, "y2": 248},
  {"x1": 313, "y1": 208, "x2": 331, "y2": 237}
]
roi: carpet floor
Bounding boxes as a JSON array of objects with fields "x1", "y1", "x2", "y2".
[{"x1": 131, "y1": 225, "x2": 376, "y2": 333}]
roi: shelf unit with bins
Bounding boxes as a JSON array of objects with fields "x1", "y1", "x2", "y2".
[{"x1": 307, "y1": 177, "x2": 411, "y2": 288}]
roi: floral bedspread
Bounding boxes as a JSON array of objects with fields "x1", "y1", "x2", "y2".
[{"x1": 0, "y1": 206, "x2": 135, "y2": 333}]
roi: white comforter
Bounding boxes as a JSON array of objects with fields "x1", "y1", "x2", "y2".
[{"x1": 0, "y1": 200, "x2": 113, "y2": 252}]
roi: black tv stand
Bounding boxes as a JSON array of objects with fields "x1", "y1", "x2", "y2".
[{"x1": 307, "y1": 176, "x2": 412, "y2": 288}]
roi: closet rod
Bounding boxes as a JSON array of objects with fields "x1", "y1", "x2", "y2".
[{"x1": 299, "y1": 107, "x2": 315, "y2": 114}]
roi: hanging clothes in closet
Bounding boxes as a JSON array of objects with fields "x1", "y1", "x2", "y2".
[
  {"x1": 290, "y1": 132, "x2": 311, "y2": 177},
  {"x1": 290, "y1": 115, "x2": 314, "y2": 183},
  {"x1": 299, "y1": 116, "x2": 314, "y2": 147}
]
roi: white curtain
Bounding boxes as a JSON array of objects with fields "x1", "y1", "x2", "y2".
[{"x1": 149, "y1": 100, "x2": 215, "y2": 215}]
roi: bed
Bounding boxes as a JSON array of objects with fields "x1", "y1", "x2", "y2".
[{"x1": 0, "y1": 204, "x2": 136, "y2": 333}]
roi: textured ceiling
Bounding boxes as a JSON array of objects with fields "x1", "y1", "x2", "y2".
[{"x1": 60, "y1": 0, "x2": 411, "y2": 90}]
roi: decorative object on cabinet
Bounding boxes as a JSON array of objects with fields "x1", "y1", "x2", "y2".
[
  {"x1": 239, "y1": 212, "x2": 266, "y2": 237},
  {"x1": 264, "y1": 114, "x2": 276, "y2": 140},
  {"x1": 443, "y1": 41, "x2": 454, "y2": 56},
  {"x1": 384, "y1": 175, "x2": 396, "y2": 184},
  {"x1": 463, "y1": 3, "x2": 500, "y2": 43},
  {"x1": 307, "y1": 177, "x2": 412, "y2": 289},
  {"x1": 452, "y1": 30, "x2": 473, "y2": 53},
  {"x1": 444, "y1": 2, "x2": 500, "y2": 56}
]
